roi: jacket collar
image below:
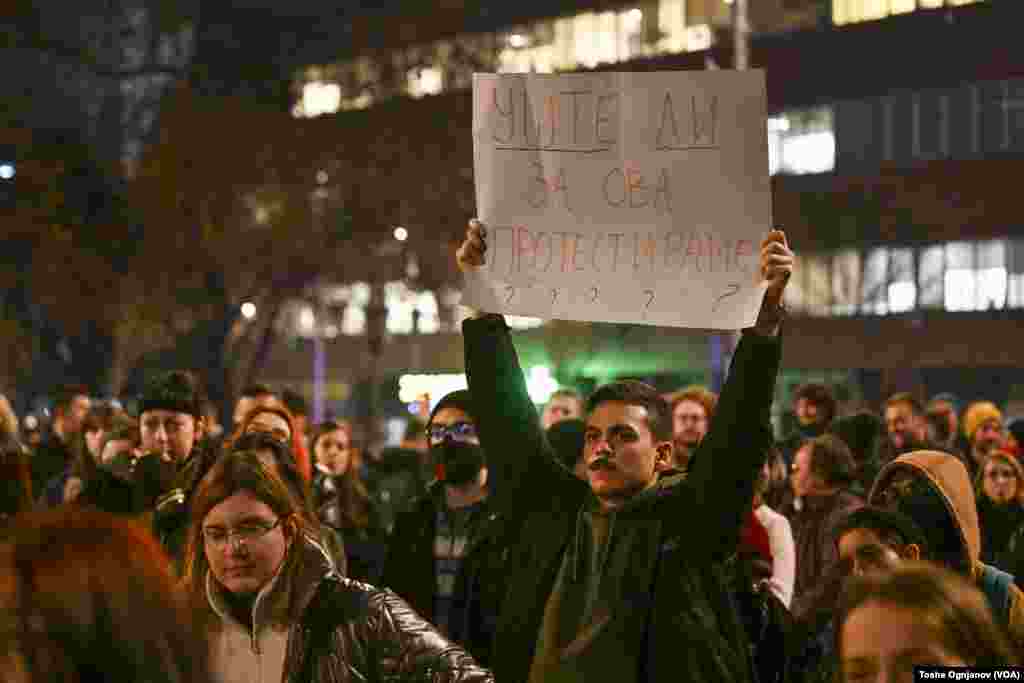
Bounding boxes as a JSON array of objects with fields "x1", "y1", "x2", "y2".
[{"x1": 206, "y1": 533, "x2": 337, "y2": 632}]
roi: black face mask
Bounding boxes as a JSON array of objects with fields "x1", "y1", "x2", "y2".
[{"x1": 431, "y1": 441, "x2": 485, "y2": 487}]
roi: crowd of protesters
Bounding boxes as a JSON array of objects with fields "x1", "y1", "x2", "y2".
[{"x1": 0, "y1": 222, "x2": 1021, "y2": 681}]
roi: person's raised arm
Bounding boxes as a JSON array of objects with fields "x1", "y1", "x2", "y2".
[
  {"x1": 687, "y1": 230, "x2": 792, "y2": 560},
  {"x1": 457, "y1": 220, "x2": 581, "y2": 513}
]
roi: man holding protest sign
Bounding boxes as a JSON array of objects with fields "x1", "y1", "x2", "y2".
[{"x1": 456, "y1": 218, "x2": 792, "y2": 682}]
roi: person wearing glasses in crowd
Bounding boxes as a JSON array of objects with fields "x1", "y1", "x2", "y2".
[
  {"x1": 183, "y1": 451, "x2": 494, "y2": 683},
  {"x1": 383, "y1": 390, "x2": 504, "y2": 646}
]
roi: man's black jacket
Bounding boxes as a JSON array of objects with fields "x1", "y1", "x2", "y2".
[{"x1": 463, "y1": 314, "x2": 781, "y2": 683}]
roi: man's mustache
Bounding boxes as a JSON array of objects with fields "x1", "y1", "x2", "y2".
[{"x1": 589, "y1": 456, "x2": 616, "y2": 471}]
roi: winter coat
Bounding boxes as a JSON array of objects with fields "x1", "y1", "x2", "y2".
[
  {"x1": 868, "y1": 450, "x2": 1024, "y2": 649},
  {"x1": 30, "y1": 431, "x2": 72, "y2": 503},
  {"x1": 783, "y1": 489, "x2": 863, "y2": 621},
  {"x1": 313, "y1": 470, "x2": 388, "y2": 584},
  {"x1": 462, "y1": 314, "x2": 781, "y2": 683},
  {"x1": 977, "y1": 496, "x2": 1024, "y2": 571},
  {"x1": 381, "y1": 483, "x2": 501, "y2": 638},
  {"x1": 204, "y1": 534, "x2": 494, "y2": 683}
]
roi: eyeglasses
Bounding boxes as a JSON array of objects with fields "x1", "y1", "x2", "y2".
[
  {"x1": 426, "y1": 421, "x2": 478, "y2": 444},
  {"x1": 203, "y1": 518, "x2": 281, "y2": 550}
]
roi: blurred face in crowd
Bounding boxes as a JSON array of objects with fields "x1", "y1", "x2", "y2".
[
  {"x1": 982, "y1": 458, "x2": 1018, "y2": 505},
  {"x1": 543, "y1": 395, "x2": 582, "y2": 430},
  {"x1": 233, "y1": 394, "x2": 279, "y2": 430},
  {"x1": 315, "y1": 428, "x2": 352, "y2": 476},
  {"x1": 61, "y1": 395, "x2": 92, "y2": 436},
  {"x1": 790, "y1": 444, "x2": 823, "y2": 498},
  {"x1": 584, "y1": 401, "x2": 670, "y2": 509},
  {"x1": 672, "y1": 400, "x2": 708, "y2": 452},
  {"x1": 203, "y1": 491, "x2": 291, "y2": 596},
  {"x1": 795, "y1": 397, "x2": 820, "y2": 427},
  {"x1": 928, "y1": 401, "x2": 958, "y2": 443},
  {"x1": 141, "y1": 410, "x2": 201, "y2": 462},
  {"x1": 100, "y1": 438, "x2": 139, "y2": 466},
  {"x1": 884, "y1": 401, "x2": 924, "y2": 451},
  {"x1": 972, "y1": 420, "x2": 1004, "y2": 458},
  {"x1": 244, "y1": 411, "x2": 291, "y2": 444},
  {"x1": 84, "y1": 427, "x2": 105, "y2": 461},
  {"x1": 840, "y1": 601, "x2": 965, "y2": 682},
  {"x1": 838, "y1": 528, "x2": 915, "y2": 579}
]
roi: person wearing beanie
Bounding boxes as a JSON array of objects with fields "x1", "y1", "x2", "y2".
[
  {"x1": 964, "y1": 401, "x2": 1005, "y2": 481},
  {"x1": 136, "y1": 370, "x2": 210, "y2": 572},
  {"x1": 383, "y1": 389, "x2": 504, "y2": 653}
]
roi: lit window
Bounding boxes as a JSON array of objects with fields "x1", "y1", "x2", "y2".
[
  {"x1": 862, "y1": 248, "x2": 889, "y2": 315},
  {"x1": 658, "y1": 0, "x2": 687, "y2": 53},
  {"x1": 888, "y1": 281, "x2": 917, "y2": 313},
  {"x1": 944, "y1": 269, "x2": 976, "y2": 311},
  {"x1": 408, "y1": 67, "x2": 443, "y2": 97},
  {"x1": 506, "y1": 316, "x2": 545, "y2": 330},
  {"x1": 684, "y1": 24, "x2": 712, "y2": 52},
  {"x1": 831, "y1": 249, "x2": 862, "y2": 315},
  {"x1": 300, "y1": 82, "x2": 341, "y2": 118},
  {"x1": 888, "y1": 248, "x2": 916, "y2": 313},
  {"x1": 769, "y1": 107, "x2": 836, "y2": 176},
  {"x1": 385, "y1": 281, "x2": 416, "y2": 334},
  {"x1": 416, "y1": 291, "x2": 441, "y2": 334}
]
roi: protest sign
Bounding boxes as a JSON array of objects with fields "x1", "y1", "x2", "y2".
[{"x1": 464, "y1": 70, "x2": 771, "y2": 329}]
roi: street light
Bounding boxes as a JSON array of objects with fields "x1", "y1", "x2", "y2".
[
  {"x1": 241, "y1": 302, "x2": 257, "y2": 319},
  {"x1": 0, "y1": 163, "x2": 14, "y2": 180},
  {"x1": 393, "y1": 226, "x2": 409, "y2": 242}
]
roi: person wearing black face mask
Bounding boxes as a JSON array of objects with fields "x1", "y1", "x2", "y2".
[{"x1": 382, "y1": 390, "x2": 504, "y2": 656}]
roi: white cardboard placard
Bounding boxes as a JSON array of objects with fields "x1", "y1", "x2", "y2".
[{"x1": 465, "y1": 70, "x2": 771, "y2": 329}]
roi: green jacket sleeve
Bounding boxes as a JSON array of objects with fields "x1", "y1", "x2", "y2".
[
  {"x1": 462, "y1": 314, "x2": 586, "y2": 516},
  {"x1": 686, "y1": 329, "x2": 782, "y2": 561}
]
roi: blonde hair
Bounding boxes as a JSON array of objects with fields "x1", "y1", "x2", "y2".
[{"x1": 975, "y1": 451, "x2": 1024, "y2": 505}]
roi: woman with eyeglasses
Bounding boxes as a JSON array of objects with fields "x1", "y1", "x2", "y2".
[
  {"x1": 310, "y1": 421, "x2": 387, "y2": 584},
  {"x1": 974, "y1": 451, "x2": 1024, "y2": 572},
  {"x1": 183, "y1": 450, "x2": 494, "y2": 683}
]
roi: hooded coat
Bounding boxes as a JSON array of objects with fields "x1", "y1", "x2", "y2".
[
  {"x1": 463, "y1": 314, "x2": 781, "y2": 683},
  {"x1": 867, "y1": 450, "x2": 1024, "y2": 649}
]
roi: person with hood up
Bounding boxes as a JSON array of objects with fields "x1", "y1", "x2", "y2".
[
  {"x1": 455, "y1": 221, "x2": 792, "y2": 683},
  {"x1": 868, "y1": 449, "x2": 1024, "y2": 648}
]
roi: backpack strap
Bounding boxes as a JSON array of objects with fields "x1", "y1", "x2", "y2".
[{"x1": 979, "y1": 562, "x2": 1015, "y2": 626}]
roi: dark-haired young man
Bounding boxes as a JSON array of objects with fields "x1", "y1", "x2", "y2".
[
  {"x1": 834, "y1": 506, "x2": 926, "y2": 579},
  {"x1": 784, "y1": 434, "x2": 863, "y2": 621},
  {"x1": 31, "y1": 384, "x2": 90, "y2": 499},
  {"x1": 455, "y1": 220, "x2": 792, "y2": 683},
  {"x1": 778, "y1": 383, "x2": 836, "y2": 469}
]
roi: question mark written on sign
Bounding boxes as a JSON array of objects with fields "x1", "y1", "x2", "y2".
[{"x1": 712, "y1": 283, "x2": 742, "y2": 312}]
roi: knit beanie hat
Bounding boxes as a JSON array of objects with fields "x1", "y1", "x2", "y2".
[
  {"x1": 428, "y1": 390, "x2": 474, "y2": 426},
  {"x1": 963, "y1": 401, "x2": 1003, "y2": 442}
]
